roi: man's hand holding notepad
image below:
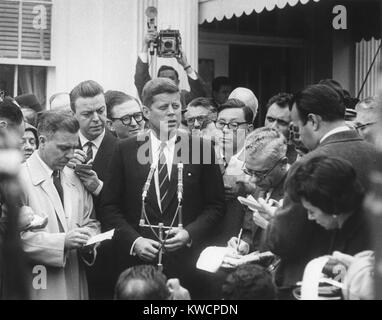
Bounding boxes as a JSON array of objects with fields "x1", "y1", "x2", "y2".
[{"x1": 85, "y1": 229, "x2": 115, "y2": 246}]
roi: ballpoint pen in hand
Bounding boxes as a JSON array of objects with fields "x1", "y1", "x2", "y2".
[{"x1": 236, "y1": 228, "x2": 243, "y2": 253}]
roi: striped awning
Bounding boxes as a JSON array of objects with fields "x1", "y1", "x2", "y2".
[{"x1": 199, "y1": 0, "x2": 320, "y2": 24}]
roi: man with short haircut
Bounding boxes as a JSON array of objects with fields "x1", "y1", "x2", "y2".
[
  {"x1": 69, "y1": 80, "x2": 118, "y2": 299},
  {"x1": 114, "y1": 264, "x2": 171, "y2": 300},
  {"x1": 0, "y1": 98, "x2": 25, "y2": 140},
  {"x1": 105, "y1": 90, "x2": 146, "y2": 139},
  {"x1": 228, "y1": 127, "x2": 288, "y2": 253},
  {"x1": 184, "y1": 97, "x2": 217, "y2": 138},
  {"x1": 100, "y1": 78, "x2": 225, "y2": 298},
  {"x1": 215, "y1": 99, "x2": 254, "y2": 168},
  {"x1": 264, "y1": 84, "x2": 377, "y2": 299},
  {"x1": 19, "y1": 111, "x2": 100, "y2": 299},
  {"x1": 69, "y1": 80, "x2": 117, "y2": 199},
  {"x1": 212, "y1": 76, "x2": 232, "y2": 108},
  {"x1": 354, "y1": 96, "x2": 379, "y2": 144},
  {"x1": 222, "y1": 264, "x2": 276, "y2": 300},
  {"x1": 135, "y1": 32, "x2": 206, "y2": 109},
  {"x1": 212, "y1": 99, "x2": 254, "y2": 248},
  {"x1": 264, "y1": 93, "x2": 297, "y2": 164},
  {"x1": 49, "y1": 92, "x2": 71, "y2": 114}
]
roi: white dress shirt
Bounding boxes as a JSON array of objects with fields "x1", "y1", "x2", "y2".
[
  {"x1": 78, "y1": 129, "x2": 105, "y2": 161},
  {"x1": 150, "y1": 131, "x2": 177, "y2": 212},
  {"x1": 78, "y1": 129, "x2": 106, "y2": 196},
  {"x1": 130, "y1": 131, "x2": 179, "y2": 256}
]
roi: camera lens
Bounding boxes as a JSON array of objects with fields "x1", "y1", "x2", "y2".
[{"x1": 164, "y1": 41, "x2": 173, "y2": 49}]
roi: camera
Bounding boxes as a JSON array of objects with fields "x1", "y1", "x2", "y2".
[{"x1": 156, "y1": 29, "x2": 182, "y2": 58}]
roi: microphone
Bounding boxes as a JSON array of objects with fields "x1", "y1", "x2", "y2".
[
  {"x1": 140, "y1": 163, "x2": 157, "y2": 226},
  {"x1": 142, "y1": 163, "x2": 157, "y2": 200},
  {"x1": 177, "y1": 162, "x2": 183, "y2": 202}
]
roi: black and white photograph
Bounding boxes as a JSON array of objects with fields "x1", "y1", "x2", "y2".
[{"x1": 0, "y1": 0, "x2": 381, "y2": 308}]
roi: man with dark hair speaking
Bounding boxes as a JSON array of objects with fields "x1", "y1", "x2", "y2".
[
  {"x1": 264, "y1": 84, "x2": 377, "y2": 299},
  {"x1": 100, "y1": 78, "x2": 225, "y2": 298}
]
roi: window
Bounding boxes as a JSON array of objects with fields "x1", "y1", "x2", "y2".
[{"x1": 0, "y1": 0, "x2": 52, "y2": 106}]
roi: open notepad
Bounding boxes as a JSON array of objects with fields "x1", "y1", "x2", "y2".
[{"x1": 85, "y1": 229, "x2": 115, "y2": 246}]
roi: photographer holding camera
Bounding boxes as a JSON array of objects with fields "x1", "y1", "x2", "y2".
[{"x1": 134, "y1": 30, "x2": 207, "y2": 109}]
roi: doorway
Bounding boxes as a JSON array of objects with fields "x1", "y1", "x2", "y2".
[{"x1": 229, "y1": 45, "x2": 306, "y2": 127}]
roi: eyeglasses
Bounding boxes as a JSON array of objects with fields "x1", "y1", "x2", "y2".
[
  {"x1": 355, "y1": 122, "x2": 376, "y2": 133},
  {"x1": 215, "y1": 120, "x2": 248, "y2": 131},
  {"x1": 111, "y1": 112, "x2": 144, "y2": 126},
  {"x1": 186, "y1": 116, "x2": 212, "y2": 128},
  {"x1": 242, "y1": 158, "x2": 284, "y2": 181}
]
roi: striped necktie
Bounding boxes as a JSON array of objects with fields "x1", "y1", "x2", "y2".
[
  {"x1": 158, "y1": 142, "x2": 170, "y2": 212},
  {"x1": 84, "y1": 141, "x2": 94, "y2": 163}
]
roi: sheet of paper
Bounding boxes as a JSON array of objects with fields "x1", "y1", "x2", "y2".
[
  {"x1": 85, "y1": 229, "x2": 115, "y2": 246},
  {"x1": 196, "y1": 246, "x2": 234, "y2": 273},
  {"x1": 300, "y1": 256, "x2": 330, "y2": 300},
  {"x1": 237, "y1": 195, "x2": 261, "y2": 211}
]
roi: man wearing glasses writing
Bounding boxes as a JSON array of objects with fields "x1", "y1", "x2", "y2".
[
  {"x1": 105, "y1": 91, "x2": 146, "y2": 139},
  {"x1": 227, "y1": 127, "x2": 289, "y2": 256}
]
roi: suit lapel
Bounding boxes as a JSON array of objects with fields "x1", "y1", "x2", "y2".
[
  {"x1": 28, "y1": 153, "x2": 68, "y2": 232},
  {"x1": 161, "y1": 133, "x2": 188, "y2": 214},
  {"x1": 136, "y1": 133, "x2": 161, "y2": 217}
]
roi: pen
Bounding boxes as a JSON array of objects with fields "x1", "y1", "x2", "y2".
[{"x1": 236, "y1": 228, "x2": 243, "y2": 252}]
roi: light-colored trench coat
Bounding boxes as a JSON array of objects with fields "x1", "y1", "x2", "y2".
[{"x1": 19, "y1": 152, "x2": 100, "y2": 300}]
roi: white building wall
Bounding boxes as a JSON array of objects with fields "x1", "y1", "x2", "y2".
[{"x1": 47, "y1": 0, "x2": 198, "y2": 104}]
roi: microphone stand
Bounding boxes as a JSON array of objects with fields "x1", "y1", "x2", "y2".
[{"x1": 139, "y1": 162, "x2": 184, "y2": 272}]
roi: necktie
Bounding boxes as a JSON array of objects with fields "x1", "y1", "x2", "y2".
[
  {"x1": 84, "y1": 141, "x2": 94, "y2": 163},
  {"x1": 52, "y1": 170, "x2": 64, "y2": 207},
  {"x1": 158, "y1": 142, "x2": 170, "y2": 212}
]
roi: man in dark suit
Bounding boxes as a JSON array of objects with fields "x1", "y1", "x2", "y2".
[
  {"x1": 68, "y1": 80, "x2": 118, "y2": 299},
  {"x1": 263, "y1": 84, "x2": 377, "y2": 299},
  {"x1": 99, "y1": 78, "x2": 225, "y2": 298}
]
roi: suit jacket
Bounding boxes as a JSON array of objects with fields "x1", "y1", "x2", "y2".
[
  {"x1": 19, "y1": 152, "x2": 100, "y2": 300},
  {"x1": 99, "y1": 131, "x2": 225, "y2": 278},
  {"x1": 264, "y1": 130, "x2": 376, "y2": 291},
  {"x1": 78, "y1": 129, "x2": 118, "y2": 299},
  {"x1": 242, "y1": 174, "x2": 286, "y2": 251},
  {"x1": 134, "y1": 57, "x2": 207, "y2": 108},
  {"x1": 78, "y1": 130, "x2": 118, "y2": 212}
]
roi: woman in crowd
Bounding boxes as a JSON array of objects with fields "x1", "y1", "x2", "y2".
[
  {"x1": 21, "y1": 123, "x2": 38, "y2": 162},
  {"x1": 286, "y1": 155, "x2": 371, "y2": 255}
]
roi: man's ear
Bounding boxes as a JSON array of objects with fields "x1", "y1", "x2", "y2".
[
  {"x1": 308, "y1": 114, "x2": 321, "y2": 131},
  {"x1": 0, "y1": 120, "x2": 8, "y2": 129},
  {"x1": 38, "y1": 135, "x2": 47, "y2": 148},
  {"x1": 142, "y1": 105, "x2": 150, "y2": 120},
  {"x1": 106, "y1": 119, "x2": 115, "y2": 132},
  {"x1": 247, "y1": 124, "x2": 254, "y2": 133}
]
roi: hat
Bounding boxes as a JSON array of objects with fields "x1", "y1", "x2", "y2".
[{"x1": 15, "y1": 94, "x2": 42, "y2": 112}]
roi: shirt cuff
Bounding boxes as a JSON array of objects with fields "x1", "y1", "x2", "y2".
[
  {"x1": 139, "y1": 53, "x2": 148, "y2": 64},
  {"x1": 92, "y1": 180, "x2": 103, "y2": 196},
  {"x1": 130, "y1": 237, "x2": 143, "y2": 256},
  {"x1": 187, "y1": 71, "x2": 197, "y2": 80}
]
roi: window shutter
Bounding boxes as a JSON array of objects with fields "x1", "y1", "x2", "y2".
[
  {"x1": 0, "y1": 0, "x2": 52, "y2": 60},
  {"x1": 0, "y1": 0, "x2": 19, "y2": 58},
  {"x1": 21, "y1": 1, "x2": 52, "y2": 60}
]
